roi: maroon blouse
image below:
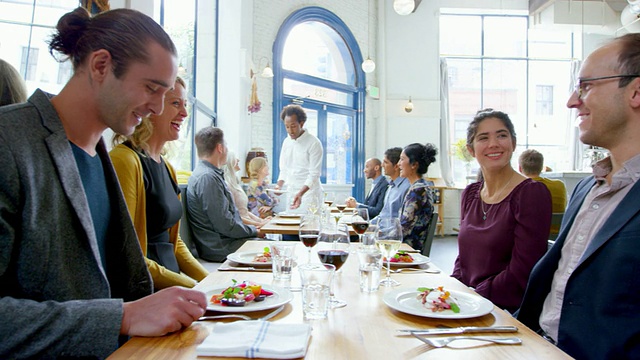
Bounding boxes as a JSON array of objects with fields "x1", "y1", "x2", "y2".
[{"x1": 452, "y1": 178, "x2": 551, "y2": 313}]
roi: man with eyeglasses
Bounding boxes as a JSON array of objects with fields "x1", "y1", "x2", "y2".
[{"x1": 516, "y1": 33, "x2": 640, "y2": 360}]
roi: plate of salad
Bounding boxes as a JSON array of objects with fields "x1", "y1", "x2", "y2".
[
  {"x1": 227, "y1": 248, "x2": 272, "y2": 266},
  {"x1": 206, "y1": 281, "x2": 293, "y2": 312},
  {"x1": 384, "y1": 252, "x2": 430, "y2": 268},
  {"x1": 382, "y1": 286, "x2": 494, "y2": 319}
]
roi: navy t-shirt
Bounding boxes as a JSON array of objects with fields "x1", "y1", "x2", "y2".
[{"x1": 70, "y1": 142, "x2": 111, "y2": 271}]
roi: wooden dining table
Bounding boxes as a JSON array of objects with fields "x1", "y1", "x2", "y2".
[
  {"x1": 260, "y1": 210, "x2": 358, "y2": 236},
  {"x1": 109, "y1": 240, "x2": 571, "y2": 359}
]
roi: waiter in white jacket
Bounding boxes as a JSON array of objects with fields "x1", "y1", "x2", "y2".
[{"x1": 275, "y1": 105, "x2": 323, "y2": 213}]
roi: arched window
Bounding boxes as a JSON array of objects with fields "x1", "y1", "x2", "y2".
[{"x1": 272, "y1": 7, "x2": 366, "y2": 199}]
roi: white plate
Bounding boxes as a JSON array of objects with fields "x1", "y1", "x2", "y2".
[
  {"x1": 206, "y1": 284, "x2": 293, "y2": 312},
  {"x1": 266, "y1": 189, "x2": 287, "y2": 196},
  {"x1": 227, "y1": 251, "x2": 272, "y2": 266},
  {"x1": 278, "y1": 213, "x2": 302, "y2": 219},
  {"x1": 383, "y1": 287, "x2": 494, "y2": 319},
  {"x1": 387, "y1": 253, "x2": 431, "y2": 268},
  {"x1": 275, "y1": 219, "x2": 301, "y2": 225}
]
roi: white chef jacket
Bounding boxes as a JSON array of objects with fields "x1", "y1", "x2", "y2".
[{"x1": 277, "y1": 130, "x2": 323, "y2": 212}]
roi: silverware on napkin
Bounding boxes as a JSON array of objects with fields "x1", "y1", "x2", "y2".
[
  {"x1": 398, "y1": 325, "x2": 518, "y2": 335},
  {"x1": 217, "y1": 267, "x2": 272, "y2": 272}
]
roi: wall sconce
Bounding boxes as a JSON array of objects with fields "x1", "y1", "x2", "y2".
[
  {"x1": 404, "y1": 97, "x2": 414, "y2": 113},
  {"x1": 250, "y1": 56, "x2": 274, "y2": 78},
  {"x1": 393, "y1": 0, "x2": 422, "y2": 16}
]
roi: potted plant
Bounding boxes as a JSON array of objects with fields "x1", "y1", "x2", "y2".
[{"x1": 453, "y1": 139, "x2": 473, "y2": 176}]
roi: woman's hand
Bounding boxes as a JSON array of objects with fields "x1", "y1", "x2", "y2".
[{"x1": 258, "y1": 206, "x2": 271, "y2": 215}]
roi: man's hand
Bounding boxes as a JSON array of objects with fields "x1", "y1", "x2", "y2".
[
  {"x1": 290, "y1": 193, "x2": 303, "y2": 209},
  {"x1": 120, "y1": 287, "x2": 207, "y2": 337},
  {"x1": 345, "y1": 197, "x2": 357, "y2": 208}
]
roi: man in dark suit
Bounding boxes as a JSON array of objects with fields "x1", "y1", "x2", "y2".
[
  {"x1": 346, "y1": 157, "x2": 388, "y2": 218},
  {"x1": 516, "y1": 33, "x2": 640, "y2": 360}
]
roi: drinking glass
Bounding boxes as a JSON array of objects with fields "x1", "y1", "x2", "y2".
[
  {"x1": 376, "y1": 217, "x2": 403, "y2": 287},
  {"x1": 317, "y1": 222, "x2": 350, "y2": 308},
  {"x1": 299, "y1": 214, "x2": 321, "y2": 263},
  {"x1": 351, "y1": 208, "x2": 370, "y2": 243},
  {"x1": 307, "y1": 194, "x2": 320, "y2": 215}
]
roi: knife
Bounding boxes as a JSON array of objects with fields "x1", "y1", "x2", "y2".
[
  {"x1": 217, "y1": 267, "x2": 272, "y2": 272},
  {"x1": 397, "y1": 325, "x2": 518, "y2": 335}
]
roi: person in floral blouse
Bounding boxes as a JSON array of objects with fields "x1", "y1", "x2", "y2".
[
  {"x1": 247, "y1": 157, "x2": 279, "y2": 218},
  {"x1": 397, "y1": 143, "x2": 438, "y2": 251}
]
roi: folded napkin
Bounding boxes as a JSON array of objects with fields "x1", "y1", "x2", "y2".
[{"x1": 196, "y1": 321, "x2": 312, "y2": 359}]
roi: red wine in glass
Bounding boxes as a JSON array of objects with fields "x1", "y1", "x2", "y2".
[
  {"x1": 300, "y1": 233, "x2": 319, "y2": 248},
  {"x1": 351, "y1": 221, "x2": 369, "y2": 235},
  {"x1": 336, "y1": 204, "x2": 347, "y2": 212},
  {"x1": 317, "y1": 249, "x2": 349, "y2": 271}
]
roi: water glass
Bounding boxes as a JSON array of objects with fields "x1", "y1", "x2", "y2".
[
  {"x1": 299, "y1": 263, "x2": 335, "y2": 320},
  {"x1": 357, "y1": 247, "x2": 382, "y2": 292},
  {"x1": 270, "y1": 242, "x2": 297, "y2": 281}
]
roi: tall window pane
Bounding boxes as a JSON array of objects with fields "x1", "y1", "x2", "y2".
[
  {"x1": 484, "y1": 17, "x2": 527, "y2": 58},
  {"x1": 439, "y1": 15, "x2": 481, "y2": 56},
  {"x1": 282, "y1": 22, "x2": 355, "y2": 86},
  {"x1": 440, "y1": 13, "x2": 575, "y2": 185}
]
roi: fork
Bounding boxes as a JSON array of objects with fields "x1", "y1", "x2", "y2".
[
  {"x1": 412, "y1": 333, "x2": 522, "y2": 348},
  {"x1": 198, "y1": 305, "x2": 285, "y2": 322}
]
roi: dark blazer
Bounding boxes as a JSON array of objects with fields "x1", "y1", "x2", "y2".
[
  {"x1": 0, "y1": 90, "x2": 152, "y2": 358},
  {"x1": 517, "y1": 175, "x2": 640, "y2": 360},
  {"x1": 359, "y1": 176, "x2": 389, "y2": 218}
]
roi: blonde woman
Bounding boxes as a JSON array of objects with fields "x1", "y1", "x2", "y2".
[
  {"x1": 110, "y1": 77, "x2": 208, "y2": 290},
  {"x1": 0, "y1": 59, "x2": 27, "y2": 106},
  {"x1": 247, "y1": 157, "x2": 279, "y2": 217},
  {"x1": 223, "y1": 151, "x2": 270, "y2": 227}
]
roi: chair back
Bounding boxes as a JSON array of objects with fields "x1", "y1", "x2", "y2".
[
  {"x1": 178, "y1": 184, "x2": 199, "y2": 257},
  {"x1": 547, "y1": 212, "x2": 564, "y2": 251},
  {"x1": 548, "y1": 212, "x2": 564, "y2": 241},
  {"x1": 421, "y1": 212, "x2": 438, "y2": 257}
]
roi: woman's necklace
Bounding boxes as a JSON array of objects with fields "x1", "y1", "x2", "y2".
[{"x1": 480, "y1": 172, "x2": 516, "y2": 220}]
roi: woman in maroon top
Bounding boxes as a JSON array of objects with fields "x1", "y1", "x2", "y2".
[{"x1": 452, "y1": 109, "x2": 552, "y2": 313}]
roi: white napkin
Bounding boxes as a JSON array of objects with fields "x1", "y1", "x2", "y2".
[{"x1": 196, "y1": 321, "x2": 312, "y2": 359}]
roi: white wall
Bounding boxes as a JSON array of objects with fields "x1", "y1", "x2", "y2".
[{"x1": 217, "y1": 0, "x2": 534, "y2": 179}]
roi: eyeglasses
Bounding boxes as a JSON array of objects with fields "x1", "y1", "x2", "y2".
[{"x1": 574, "y1": 75, "x2": 640, "y2": 99}]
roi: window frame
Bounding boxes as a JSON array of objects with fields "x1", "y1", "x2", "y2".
[{"x1": 272, "y1": 6, "x2": 366, "y2": 199}]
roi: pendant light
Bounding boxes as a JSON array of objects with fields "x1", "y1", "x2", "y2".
[{"x1": 362, "y1": 0, "x2": 376, "y2": 73}]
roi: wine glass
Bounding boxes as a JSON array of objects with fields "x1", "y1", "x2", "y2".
[
  {"x1": 317, "y1": 222, "x2": 350, "y2": 308},
  {"x1": 307, "y1": 195, "x2": 319, "y2": 215},
  {"x1": 323, "y1": 192, "x2": 335, "y2": 208},
  {"x1": 376, "y1": 217, "x2": 403, "y2": 287},
  {"x1": 299, "y1": 214, "x2": 321, "y2": 263},
  {"x1": 351, "y1": 208, "x2": 370, "y2": 243}
]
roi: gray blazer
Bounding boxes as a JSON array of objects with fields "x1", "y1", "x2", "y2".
[{"x1": 0, "y1": 90, "x2": 152, "y2": 358}]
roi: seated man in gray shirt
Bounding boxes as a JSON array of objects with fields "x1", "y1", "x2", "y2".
[{"x1": 187, "y1": 127, "x2": 261, "y2": 262}]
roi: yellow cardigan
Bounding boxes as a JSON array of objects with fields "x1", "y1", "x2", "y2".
[{"x1": 110, "y1": 144, "x2": 208, "y2": 289}]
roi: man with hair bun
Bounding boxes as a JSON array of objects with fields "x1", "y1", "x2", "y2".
[{"x1": 0, "y1": 7, "x2": 206, "y2": 358}]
